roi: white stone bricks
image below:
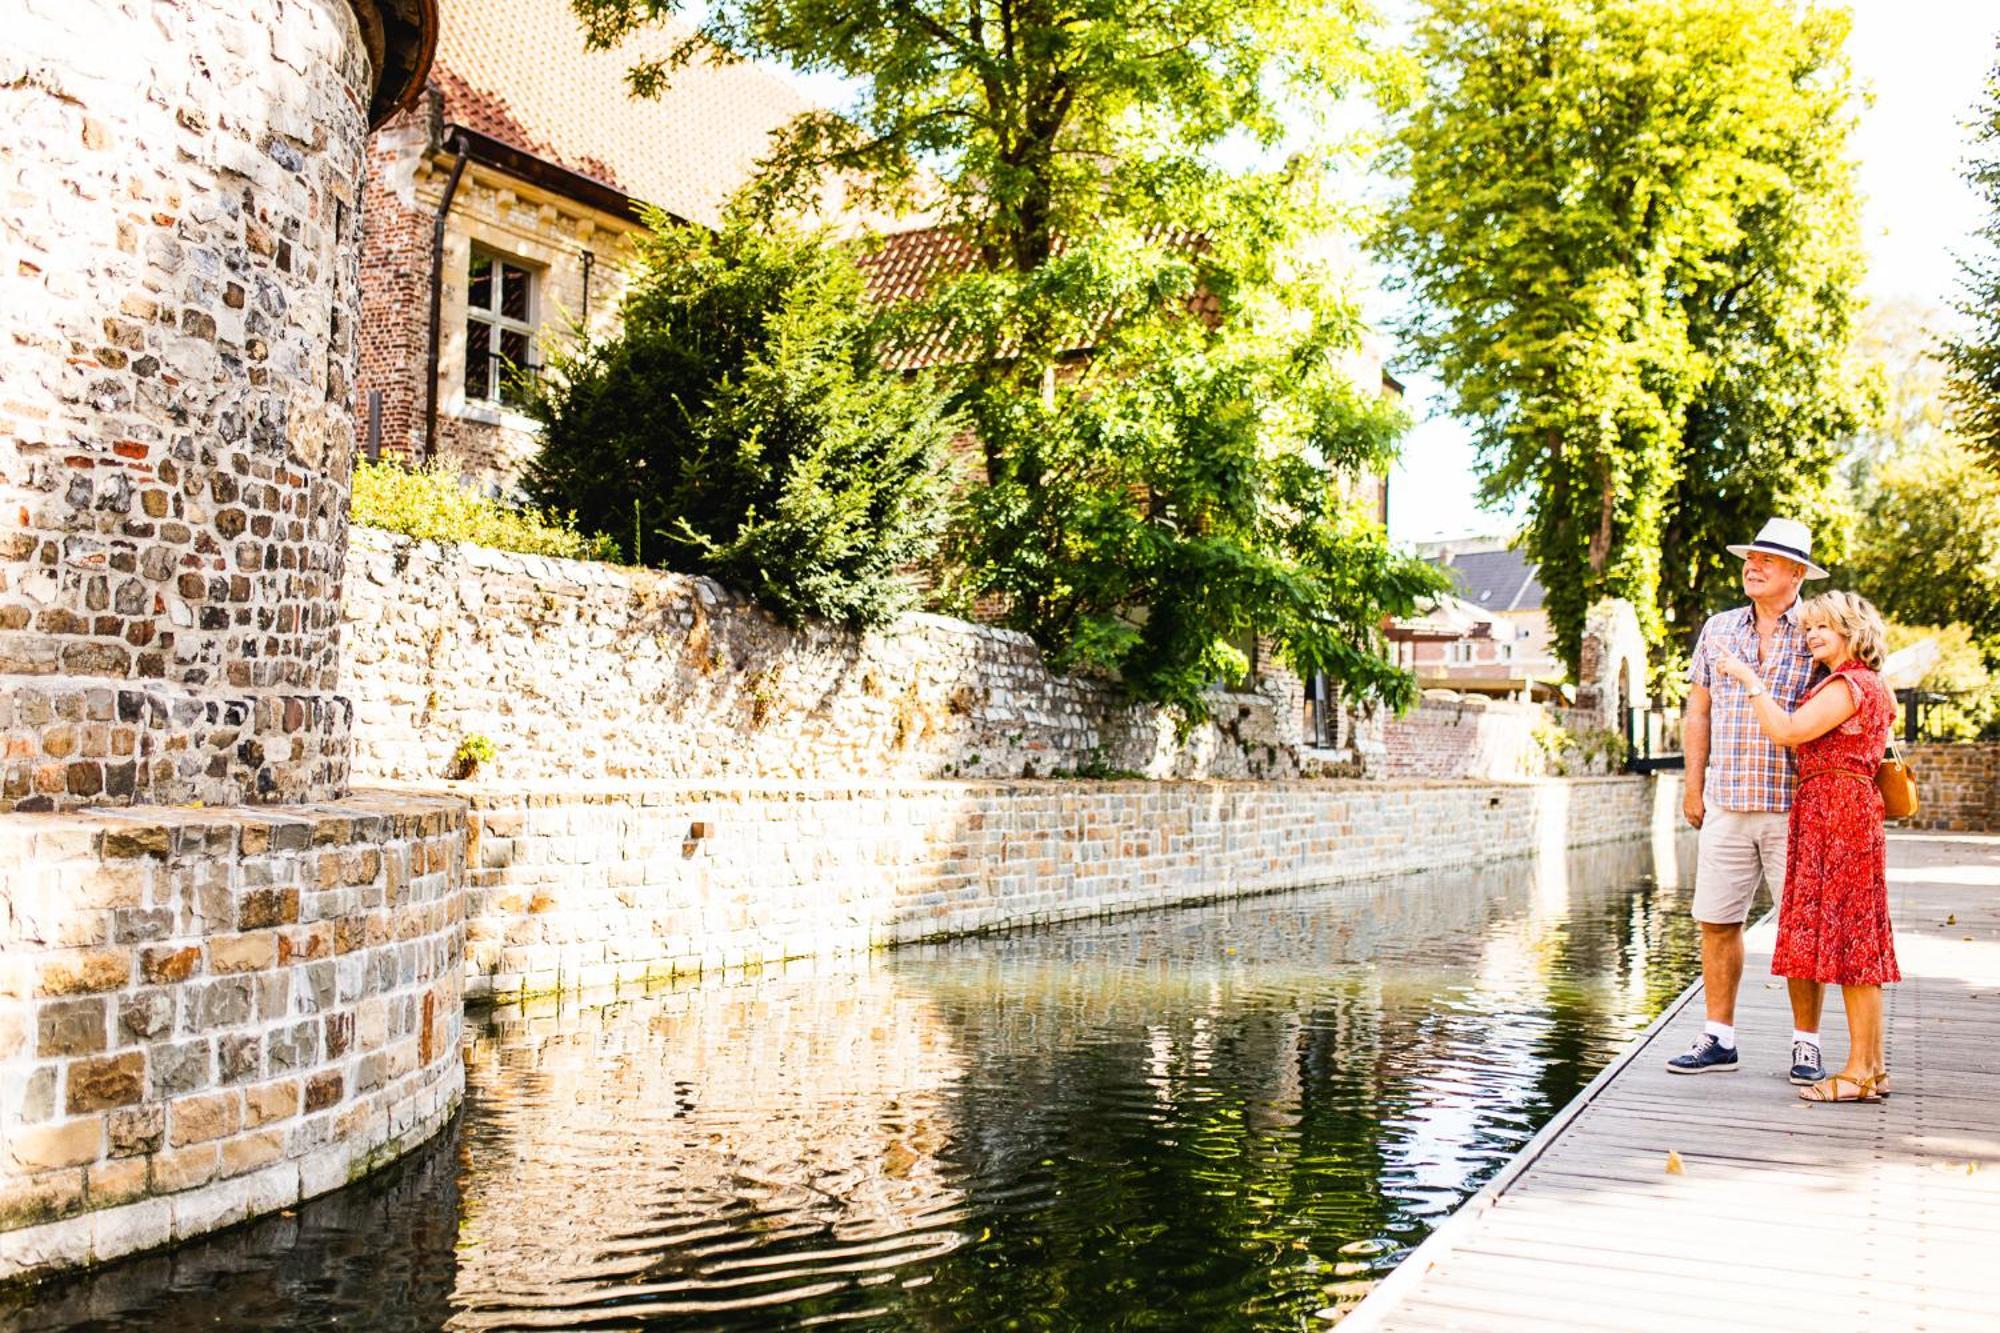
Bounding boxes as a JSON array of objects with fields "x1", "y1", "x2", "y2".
[{"x1": 453, "y1": 775, "x2": 1677, "y2": 1003}]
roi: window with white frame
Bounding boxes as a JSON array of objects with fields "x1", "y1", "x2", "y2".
[
  {"x1": 1449, "y1": 639, "x2": 1476, "y2": 664},
  {"x1": 465, "y1": 250, "x2": 538, "y2": 408}
]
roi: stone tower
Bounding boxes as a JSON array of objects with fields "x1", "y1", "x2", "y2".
[{"x1": 0, "y1": 0, "x2": 436, "y2": 811}]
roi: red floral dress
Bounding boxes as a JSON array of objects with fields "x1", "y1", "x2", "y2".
[{"x1": 1770, "y1": 662, "x2": 1900, "y2": 986}]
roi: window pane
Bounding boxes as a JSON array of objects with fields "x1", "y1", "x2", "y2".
[
  {"x1": 465, "y1": 316, "x2": 491, "y2": 400},
  {"x1": 498, "y1": 328, "x2": 531, "y2": 408},
  {"x1": 468, "y1": 254, "x2": 493, "y2": 313},
  {"x1": 500, "y1": 264, "x2": 530, "y2": 322}
]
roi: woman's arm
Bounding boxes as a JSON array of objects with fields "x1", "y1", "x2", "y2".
[
  {"x1": 1744, "y1": 682, "x2": 1856, "y2": 748},
  {"x1": 1714, "y1": 654, "x2": 1858, "y2": 747}
]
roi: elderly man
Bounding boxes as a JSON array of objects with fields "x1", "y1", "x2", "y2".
[{"x1": 1669, "y1": 517, "x2": 1829, "y2": 1079}]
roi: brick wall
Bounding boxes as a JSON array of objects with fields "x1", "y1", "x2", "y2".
[
  {"x1": 339, "y1": 528, "x2": 1307, "y2": 786},
  {"x1": 451, "y1": 774, "x2": 1675, "y2": 1001},
  {"x1": 1905, "y1": 743, "x2": 2000, "y2": 833},
  {"x1": 0, "y1": 0, "x2": 373, "y2": 810},
  {"x1": 0, "y1": 793, "x2": 466, "y2": 1282},
  {"x1": 354, "y1": 106, "x2": 436, "y2": 464},
  {"x1": 1381, "y1": 698, "x2": 1548, "y2": 780}
]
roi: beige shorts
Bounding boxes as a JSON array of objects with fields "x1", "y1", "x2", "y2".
[{"x1": 1692, "y1": 808, "x2": 1789, "y2": 925}]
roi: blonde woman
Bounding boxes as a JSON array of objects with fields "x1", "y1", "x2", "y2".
[{"x1": 1715, "y1": 591, "x2": 1900, "y2": 1103}]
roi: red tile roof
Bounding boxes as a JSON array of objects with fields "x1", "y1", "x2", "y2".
[
  {"x1": 854, "y1": 225, "x2": 1219, "y2": 368},
  {"x1": 429, "y1": 0, "x2": 815, "y2": 227}
]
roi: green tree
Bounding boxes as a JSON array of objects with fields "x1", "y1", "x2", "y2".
[
  {"x1": 524, "y1": 216, "x2": 957, "y2": 627},
  {"x1": 1377, "y1": 0, "x2": 1866, "y2": 672},
  {"x1": 1943, "y1": 44, "x2": 2000, "y2": 471},
  {"x1": 572, "y1": 0, "x2": 1441, "y2": 718},
  {"x1": 939, "y1": 237, "x2": 1443, "y2": 719},
  {"x1": 1845, "y1": 435, "x2": 2000, "y2": 654},
  {"x1": 571, "y1": 0, "x2": 1380, "y2": 274}
]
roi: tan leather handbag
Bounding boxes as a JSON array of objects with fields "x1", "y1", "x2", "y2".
[{"x1": 1877, "y1": 739, "x2": 1919, "y2": 821}]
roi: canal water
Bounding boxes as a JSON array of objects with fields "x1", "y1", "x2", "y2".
[{"x1": 9, "y1": 833, "x2": 1715, "y2": 1331}]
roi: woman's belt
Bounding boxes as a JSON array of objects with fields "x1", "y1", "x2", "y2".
[{"x1": 1798, "y1": 768, "x2": 1875, "y2": 788}]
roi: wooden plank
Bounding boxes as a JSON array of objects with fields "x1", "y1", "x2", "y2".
[{"x1": 1345, "y1": 832, "x2": 2000, "y2": 1332}]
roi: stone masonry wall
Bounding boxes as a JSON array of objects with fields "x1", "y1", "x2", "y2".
[
  {"x1": 0, "y1": 793, "x2": 466, "y2": 1283},
  {"x1": 1905, "y1": 742, "x2": 2000, "y2": 833},
  {"x1": 452, "y1": 774, "x2": 1674, "y2": 1001},
  {"x1": 0, "y1": 0, "x2": 375, "y2": 810},
  {"x1": 340, "y1": 528, "x2": 1303, "y2": 786}
]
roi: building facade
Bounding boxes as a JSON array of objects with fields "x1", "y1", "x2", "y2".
[
  {"x1": 1392, "y1": 540, "x2": 1563, "y2": 699},
  {"x1": 355, "y1": 0, "x2": 817, "y2": 491}
]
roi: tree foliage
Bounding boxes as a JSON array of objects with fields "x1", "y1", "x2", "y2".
[
  {"x1": 938, "y1": 234, "x2": 1444, "y2": 719},
  {"x1": 1943, "y1": 44, "x2": 2000, "y2": 471},
  {"x1": 1377, "y1": 0, "x2": 1867, "y2": 671},
  {"x1": 1844, "y1": 435, "x2": 2000, "y2": 654},
  {"x1": 572, "y1": 0, "x2": 1441, "y2": 718},
  {"x1": 571, "y1": 0, "x2": 1381, "y2": 274},
  {"x1": 523, "y1": 216, "x2": 956, "y2": 627}
]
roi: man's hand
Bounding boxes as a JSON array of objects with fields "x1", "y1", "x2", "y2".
[{"x1": 1683, "y1": 784, "x2": 1705, "y2": 829}]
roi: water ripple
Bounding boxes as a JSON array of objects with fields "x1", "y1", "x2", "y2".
[{"x1": 8, "y1": 836, "x2": 1707, "y2": 1332}]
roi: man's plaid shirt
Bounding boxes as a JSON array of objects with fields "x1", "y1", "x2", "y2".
[{"x1": 1689, "y1": 602, "x2": 1818, "y2": 812}]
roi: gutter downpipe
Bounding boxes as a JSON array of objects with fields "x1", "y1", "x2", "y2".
[{"x1": 422, "y1": 129, "x2": 469, "y2": 463}]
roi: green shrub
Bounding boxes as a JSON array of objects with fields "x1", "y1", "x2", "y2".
[
  {"x1": 523, "y1": 214, "x2": 957, "y2": 628},
  {"x1": 351, "y1": 458, "x2": 618, "y2": 561},
  {"x1": 450, "y1": 733, "x2": 497, "y2": 780}
]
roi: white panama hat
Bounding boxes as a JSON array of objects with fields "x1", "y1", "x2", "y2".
[{"x1": 1726, "y1": 516, "x2": 1829, "y2": 579}]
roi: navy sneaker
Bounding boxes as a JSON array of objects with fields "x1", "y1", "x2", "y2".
[
  {"x1": 1666, "y1": 1033, "x2": 1740, "y2": 1075},
  {"x1": 1789, "y1": 1039, "x2": 1825, "y2": 1086}
]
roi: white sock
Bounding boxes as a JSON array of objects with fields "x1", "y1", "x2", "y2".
[
  {"x1": 1792, "y1": 1029, "x2": 1820, "y2": 1047},
  {"x1": 1704, "y1": 1020, "x2": 1736, "y2": 1049}
]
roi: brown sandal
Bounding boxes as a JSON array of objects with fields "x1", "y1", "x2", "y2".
[
  {"x1": 1873, "y1": 1072, "x2": 1893, "y2": 1098},
  {"x1": 1800, "y1": 1073, "x2": 1882, "y2": 1103}
]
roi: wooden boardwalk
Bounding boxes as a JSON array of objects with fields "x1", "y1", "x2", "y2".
[{"x1": 1344, "y1": 832, "x2": 2000, "y2": 1333}]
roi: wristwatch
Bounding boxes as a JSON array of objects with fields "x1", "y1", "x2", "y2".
[{"x1": 1743, "y1": 683, "x2": 1766, "y2": 699}]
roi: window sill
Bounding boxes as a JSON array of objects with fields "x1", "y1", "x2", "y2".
[{"x1": 448, "y1": 400, "x2": 543, "y2": 435}]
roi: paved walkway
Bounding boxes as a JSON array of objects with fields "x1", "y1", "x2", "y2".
[{"x1": 1345, "y1": 832, "x2": 2000, "y2": 1332}]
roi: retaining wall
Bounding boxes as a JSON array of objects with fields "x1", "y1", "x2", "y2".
[
  {"x1": 450, "y1": 774, "x2": 1677, "y2": 1002},
  {"x1": 1905, "y1": 742, "x2": 1999, "y2": 833},
  {"x1": 339, "y1": 528, "x2": 1306, "y2": 786},
  {"x1": 0, "y1": 794, "x2": 466, "y2": 1283}
]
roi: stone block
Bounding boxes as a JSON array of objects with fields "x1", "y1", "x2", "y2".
[
  {"x1": 148, "y1": 1143, "x2": 221, "y2": 1194},
  {"x1": 5, "y1": 1118, "x2": 101, "y2": 1171},
  {"x1": 85, "y1": 1155, "x2": 149, "y2": 1209},
  {"x1": 106, "y1": 1104, "x2": 164, "y2": 1158},
  {"x1": 139, "y1": 945, "x2": 201, "y2": 985},
  {"x1": 237, "y1": 887, "x2": 299, "y2": 929},
  {"x1": 168, "y1": 1090, "x2": 240, "y2": 1147},
  {"x1": 219, "y1": 1128, "x2": 285, "y2": 1179},
  {"x1": 35, "y1": 998, "x2": 106, "y2": 1058},
  {"x1": 90, "y1": 1196, "x2": 173, "y2": 1266},
  {"x1": 243, "y1": 1078, "x2": 299, "y2": 1127},
  {"x1": 149, "y1": 1040, "x2": 211, "y2": 1099},
  {"x1": 65, "y1": 1051, "x2": 144, "y2": 1113},
  {"x1": 117, "y1": 989, "x2": 175, "y2": 1042},
  {"x1": 35, "y1": 949, "x2": 130, "y2": 996},
  {"x1": 218, "y1": 1033, "x2": 262, "y2": 1085},
  {"x1": 302, "y1": 1070, "x2": 342, "y2": 1113},
  {"x1": 207, "y1": 931, "x2": 277, "y2": 974}
]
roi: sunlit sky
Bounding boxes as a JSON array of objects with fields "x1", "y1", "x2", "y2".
[{"x1": 778, "y1": 3, "x2": 1999, "y2": 545}]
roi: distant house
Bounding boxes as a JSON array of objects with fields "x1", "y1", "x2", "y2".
[
  {"x1": 355, "y1": 0, "x2": 821, "y2": 490},
  {"x1": 1387, "y1": 539, "x2": 1562, "y2": 699}
]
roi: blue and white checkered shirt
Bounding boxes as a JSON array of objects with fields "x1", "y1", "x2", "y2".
[{"x1": 1689, "y1": 602, "x2": 1818, "y2": 812}]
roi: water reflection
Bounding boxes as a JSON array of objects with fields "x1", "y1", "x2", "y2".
[{"x1": 9, "y1": 835, "x2": 1698, "y2": 1331}]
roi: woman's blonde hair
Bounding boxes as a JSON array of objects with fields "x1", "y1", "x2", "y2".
[{"x1": 1799, "y1": 590, "x2": 1887, "y2": 669}]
